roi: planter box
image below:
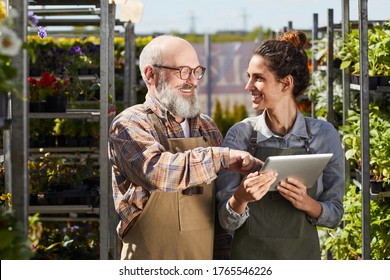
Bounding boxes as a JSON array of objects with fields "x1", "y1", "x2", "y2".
[
  {"x1": 370, "y1": 181, "x2": 390, "y2": 194},
  {"x1": 45, "y1": 95, "x2": 68, "y2": 113},
  {"x1": 379, "y1": 76, "x2": 390, "y2": 87},
  {"x1": 0, "y1": 93, "x2": 9, "y2": 129},
  {"x1": 30, "y1": 177, "x2": 100, "y2": 206},
  {"x1": 29, "y1": 101, "x2": 46, "y2": 113},
  {"x1": 44, "y1": 190, "x2": 100, "y2": 206},
  {"x1": 350, "y1": 75, "x2": 390, "y2": 90},
  {"x1": 354, "y1": 169, "x2": 390, "y2": 194}
]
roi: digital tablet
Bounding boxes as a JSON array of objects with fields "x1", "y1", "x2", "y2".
[{"x1": 260, "y1": 153, "x2": 333, "y2": 191}]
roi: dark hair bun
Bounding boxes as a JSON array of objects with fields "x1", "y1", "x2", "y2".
[{"x1": 278, "y1": 30, "x2": 307, "y2": 50}]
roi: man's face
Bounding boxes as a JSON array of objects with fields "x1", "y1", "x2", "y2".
[{"x1": 156, "y1": 70, "x2": 201, "y2": 119}]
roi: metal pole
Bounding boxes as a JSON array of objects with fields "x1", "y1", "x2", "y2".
[
  {"x1": 288, "y1": 21, "x2": 293, "y2": 30},
  {"x1": 358, "y1": 0, "x2": 371, "y2": 260},
  {"x1": 342, "y1": 0, "x2": 351, "y2": 189},
  {"x1": 9, "y1": 0, "x2": 29, "y2": 233},
  {"x1": 311, "y1": 13, "x2": 318, "y2": 118},
  {"x1": 124, "y1": 22, "x2": 137, "y2": 108},
  {"x1": 99, "y1": 0, "x2": 111, "y2": 260},
  {"x1": 205, "y1": 34, "x2": 212, "y2": 116},
  {"x1": 130, "y1": 23, "x2": 137, "y2": 106},
  {"x1": 123, "y1": 23, "x2": 130, "y2": 108},
  {"x1": 327, "y1": 9, "x2": 334, "y2": 124},
  {"x1": 342, "y1": 0, "x2": 351, "y2": 125}
]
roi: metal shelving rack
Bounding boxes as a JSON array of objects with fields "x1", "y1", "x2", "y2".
[
  {"x1": 309, "y1": 0, "x2": 389, "y2": 260},
  {"x1": 8, "y1": 0, "x2": 118, "y2": 259},
  {"x1": 340, "y1": 0, "x2": 388, "y2": 260}
]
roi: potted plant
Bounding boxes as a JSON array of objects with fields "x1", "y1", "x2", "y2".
[
  {"x1": 311, "y1": 34, "x2": 344, "y2": 68},
  {"x1": 321, "y1": 184, "x2": 390, "y2": 260},
  {"x1": 31, "y1": 219, "x2": 100, "y2": 260},
  {"x1": 54, "y1": 118, "x2": 99, "y2": 147},
  {"x1": 339, "y1": 105, "x2": 390, "y2": 193},
  {"x1": 29, "y1": 72, "x2": 69, "y2": 113},
  {"x1": 29, "y1": 118, "x2": 56, "y2": 148},
  {"x1": 44, "y1": 156, "x2": 99, "y2": 206},
  {"x1": 339, "y1": 19, "x2": 390, "y2": 89},
  {"x1": 0, "y1": 208, "x2": 34, "y2": 259},
  {"x1": 307, "y1": 70, "x2": 348, "y2": 127},
  {"x1": 28, "y1": 151, "x2": 99, "y2": 206},
  {"x1": 0, "y1": 190, "x2": 34, "y2": 259},
  {"x1": 28, "y1": 76, "x2": 47, "y2": 112}
]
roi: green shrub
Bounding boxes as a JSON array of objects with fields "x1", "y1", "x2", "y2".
[
  {"x1": 213, "y1": 99, "x2": 248, "y2": 137},
  {"x1": 339, "y1": 19, "x2": 390, "y2": 76},
  {"x1": 321, "y1": 184, "x2": 390, "y2": 259},
  {"x1": 339, "y1": 105, "x2": 390, "y2": 185},
  {"x1": 30, "y1": 218, "x2": 100, "y2": 260},
  {"x1": 0, "y1": 206, "x2": 34, "y2": 260}
]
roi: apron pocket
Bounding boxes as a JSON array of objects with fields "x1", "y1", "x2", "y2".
[
  {"x1": 247, "y1": 195, "x2": 305, "y2": 239},
  {"x1": 178, "y1": 183, "x2": 214, "y2": 231},
  {"x1": 129, "y1": 191, "x2": 161, "y2": 232}
]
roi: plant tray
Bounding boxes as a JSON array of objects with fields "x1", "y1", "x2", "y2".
[
  {"x1": 354, "y1": 169, "x2": 390, "y2": 194},
  {"x1": 350, "y1": 75, "x2": 390, "y2": 90},
  {"x1": 42, "y1": 190, "x2": 100, "y2": 206}
]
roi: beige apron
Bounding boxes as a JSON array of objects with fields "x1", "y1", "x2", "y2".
[{"x1": 120, "y1": 135, "x2": 215, "y2": 260}]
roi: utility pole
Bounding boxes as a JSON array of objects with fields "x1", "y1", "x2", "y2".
[
  {"x1": 190, "y1": 11, "x2": 196, "y2": 33},
  {"x1": 242, "y1": 9, "x2": 248, "y2": 31}
]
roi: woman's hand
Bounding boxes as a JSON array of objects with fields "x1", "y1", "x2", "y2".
[
  {"x1": 229, "y1": 170, "x2": 277, "y2": 214},
  {"x1": 277, "y1": 177, "x2": 322, "y2": 219}
]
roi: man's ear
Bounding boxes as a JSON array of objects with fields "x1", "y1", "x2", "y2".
[
  {"x1": 144, "y1": 65, "x2": 157, "y2": 84},
  {"x1": 281, "y1": 75, "x2": 294, "y2": 92}
]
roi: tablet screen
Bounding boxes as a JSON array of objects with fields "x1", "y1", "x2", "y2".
[{"x1": 260, "y1": 153, "x2": 333, "y2": 191}]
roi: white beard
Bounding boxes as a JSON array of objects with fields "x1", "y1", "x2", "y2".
[{"x1": 157, "y1": 76, "x2": 201, "y2": 119}]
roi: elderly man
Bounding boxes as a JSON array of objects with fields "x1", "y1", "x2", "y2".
[{"x1": 108, "y1": 35, "x2": 268, "y2": 260}]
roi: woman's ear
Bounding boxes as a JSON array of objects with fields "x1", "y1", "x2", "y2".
[{"x1": 281, "y1": 75, "x2": 294, "y2": 92}]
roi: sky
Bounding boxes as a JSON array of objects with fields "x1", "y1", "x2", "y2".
[{"x1": 130, "y1": 0, "x2": 390, "y2": 35}]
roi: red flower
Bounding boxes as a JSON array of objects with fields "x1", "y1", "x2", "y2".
[
  {"x1": 27, "y1": 77, "x2": 38, "y2": 85},
  {"x1": 28, "y1": 72, "x2": 68, "y2": 101},
  {"x1": 37, "y1": 72, "x2": 58, "y2": 89}
]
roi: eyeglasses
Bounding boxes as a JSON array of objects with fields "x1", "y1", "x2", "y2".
[{"x1": 153, "y1": 64, "x2": 206, "y2": 80}]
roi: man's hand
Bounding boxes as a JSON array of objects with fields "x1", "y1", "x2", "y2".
[{"x1": 228, "y1": 150, "x2": 263, "y2": 175}]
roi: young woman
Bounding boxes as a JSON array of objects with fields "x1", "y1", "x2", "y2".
[{"x1": 216, "y1": 31, "x2": 345, "y2": 260}]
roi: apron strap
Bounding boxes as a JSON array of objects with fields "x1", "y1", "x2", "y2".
[
  {"x1": 248, "y1": 130, "x2": 258, "y2": 156},
  {"x1": 182, "y1": 186, "x2": 204, "y2": 196},
  {"x1": 302, "y1": 117, "x2": 313, "y2": 154}
]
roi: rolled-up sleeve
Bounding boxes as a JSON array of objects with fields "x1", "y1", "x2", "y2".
[
  {"x1": 310, "y1": 121, "x2": 345, "y2": 228},
  {"x1": 216, "y1": 119, "x2": 256, "y2": 230}
]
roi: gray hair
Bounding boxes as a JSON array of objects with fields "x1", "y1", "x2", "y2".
[{"x1": 139, "y1": 35, "x2": 176, "y2": 85}]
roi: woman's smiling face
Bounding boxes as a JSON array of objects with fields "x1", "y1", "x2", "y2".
[{"x1": 245, "y1": 55, "x2": 285, "y2": 111}]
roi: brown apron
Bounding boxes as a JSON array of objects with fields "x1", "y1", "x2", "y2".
[
  {"x1": 231, "y1": 129, "x2": 321, "y2": 260},
  {"x1": 120, "y1": 133, "x2": 215, "y2": 259}
]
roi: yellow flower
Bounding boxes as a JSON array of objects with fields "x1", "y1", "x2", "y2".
[
  {"x1": 0, "y1": 1, "x2": 6, "y2": 22},
  {"x1": 0, "y1": 192, "x2": 12, "y2": 207}
]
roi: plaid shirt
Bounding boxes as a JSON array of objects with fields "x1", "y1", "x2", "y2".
[{"x1": 108, "y1": 93, "x2": 231, "y2": 238}]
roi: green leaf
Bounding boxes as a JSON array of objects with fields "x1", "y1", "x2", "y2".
[
  {"x1": 345, "y1": 149, "x2": 357, "y2": 160},
  {"x1": 340, "y1": 60, "x2": 352, "y2": 69}
]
